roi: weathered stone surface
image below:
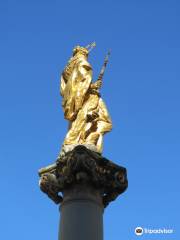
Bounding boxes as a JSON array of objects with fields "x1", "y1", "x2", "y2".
[{"x1": 39, "y1": 145, "x2": 128, "y2": 207}]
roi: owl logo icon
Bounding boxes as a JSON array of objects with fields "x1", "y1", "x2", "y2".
[{"x1": 135, "y1": 227, "x2": 143, "y2": 236}]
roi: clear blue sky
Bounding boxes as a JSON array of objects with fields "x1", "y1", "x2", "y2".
[{"x1": 1, "y1": 0, "x2": 179, "y2": 239}]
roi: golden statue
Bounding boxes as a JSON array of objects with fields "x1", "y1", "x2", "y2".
[{"x1": 60, "y1": 43, "x2": 112, "y2": 153}]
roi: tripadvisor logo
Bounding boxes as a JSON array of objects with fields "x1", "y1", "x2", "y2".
[
  {"x1": 135, "y1": 227, "x2": 143, "y2": 236},
  {"x1": 135, "y1": 226, "x2": 174, "y2": 236}
]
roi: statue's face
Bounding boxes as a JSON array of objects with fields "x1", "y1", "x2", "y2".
[
  {"x1": 75, "y1": 51, "x2": 88, "y2": 59},
  {"x1": 73, "y1": 46, "x2": 88, "y2": 58}
]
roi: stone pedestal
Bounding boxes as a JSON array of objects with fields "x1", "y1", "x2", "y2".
[{"x1": 38, "y1": 145, "x2": 128, "y2": 240}]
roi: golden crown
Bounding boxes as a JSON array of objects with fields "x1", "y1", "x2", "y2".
[{"x1": 73, "y1": 42, "x2": 96, "y2": 56}]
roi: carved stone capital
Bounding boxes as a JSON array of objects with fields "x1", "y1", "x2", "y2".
[{"x1": 39, "y1": 145, "x2": 128, "y2": 207}]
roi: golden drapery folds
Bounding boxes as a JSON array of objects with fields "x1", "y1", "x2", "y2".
[{"x1": 60, "y1": 45, "x2": 112, "y2": 153}]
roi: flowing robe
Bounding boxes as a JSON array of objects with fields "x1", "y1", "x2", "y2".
[
  {"x1": 60, "y1": 55, "x2": 112, "y2": 153},
  {"x1": 60, "y1": 56, "x2": 92, "y2": 121}
]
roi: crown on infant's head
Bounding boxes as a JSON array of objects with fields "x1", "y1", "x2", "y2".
[{"x1": 73, "y1": 42, "x2": 96, "y2": 56}]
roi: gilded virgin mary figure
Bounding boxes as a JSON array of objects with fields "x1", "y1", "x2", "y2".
[{"x1": 60, "y1": 43, "x2": 112, "y2": 153}]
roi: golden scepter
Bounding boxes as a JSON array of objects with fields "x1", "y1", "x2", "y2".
[{"x1": 96, "y1": 50, "x2": 111, "y2": 88}]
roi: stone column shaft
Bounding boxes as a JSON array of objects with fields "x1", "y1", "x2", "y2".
[{"x1": 59, "y1": 184, "x2": 103, "y2": 240}]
